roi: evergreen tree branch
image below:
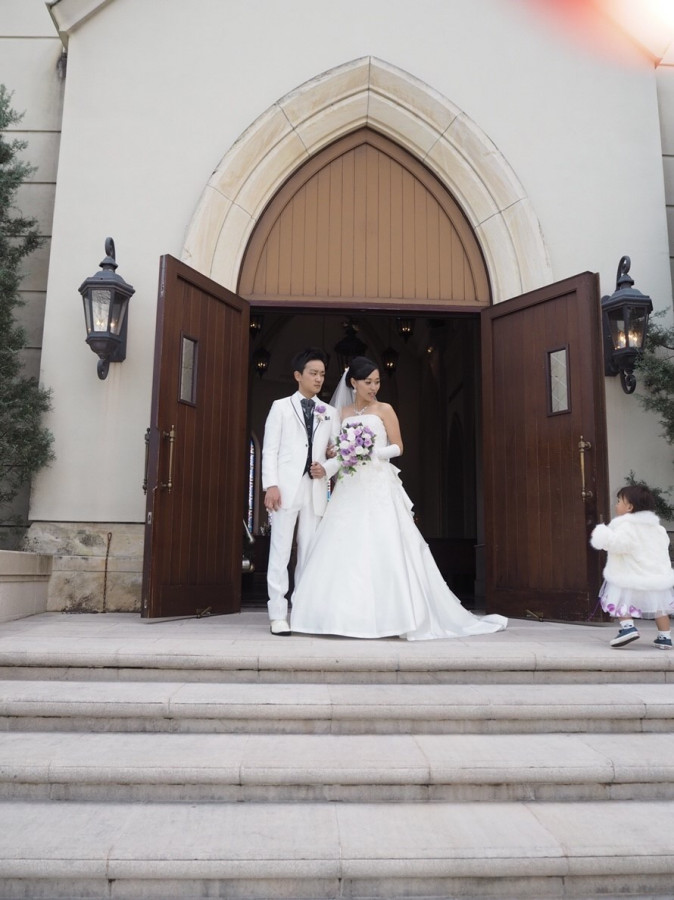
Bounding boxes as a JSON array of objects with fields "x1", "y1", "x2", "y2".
[{"x1": 0, "y1": 85, "x2": 54, "y2": 534}]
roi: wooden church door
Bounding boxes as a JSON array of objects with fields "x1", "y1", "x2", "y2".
[
  {"x1": 141, "y1": 256, "x2": 250, "y2": 618},
  {"x1": 481, "y1": 272, "x2": 609, "y2": 621}
]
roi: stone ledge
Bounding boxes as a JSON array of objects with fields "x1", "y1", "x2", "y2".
[
  {"x1": 0, "y1": 551, "x2": 51, "y2": 623},
  {"x1": 24, "y1": 523, "x2": 143, "y2": 612}
]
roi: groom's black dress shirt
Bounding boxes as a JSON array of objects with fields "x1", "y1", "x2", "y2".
[{"x1": 300, "y1": 397, "x2": 315, "y2": 477}]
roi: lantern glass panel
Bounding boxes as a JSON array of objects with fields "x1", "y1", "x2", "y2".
[
  {"x1": 109, "y1": 292, "x2": 128, "y2": 336},
  {"x1": 608, "y1": 308, "x2": 627, "y2": 350},
  {"x1": 90, "y1": 288, "x2": 113, "y2": 333},
  {"x1": 83, "y1": 297, "x2": 92, "y2": 334},
  {"x1": 627, "y1": 307, "x2": 648, "y2": 349}
]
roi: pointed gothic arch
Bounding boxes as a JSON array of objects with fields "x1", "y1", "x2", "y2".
[
  {"x1": 182, "y1": 57, "x2": 551, "y2": 303},
  {"x1": 238, "y1": 128, "x2": 490, "y2": 308}
]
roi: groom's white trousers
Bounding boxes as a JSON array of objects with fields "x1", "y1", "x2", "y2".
[{"x1": 267, "y1": 474, "x2": 321, "y2": 621}]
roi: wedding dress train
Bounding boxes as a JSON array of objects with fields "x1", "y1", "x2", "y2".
[{"x1": 289, "y1": 414, "x2": 507, "y2": 640}]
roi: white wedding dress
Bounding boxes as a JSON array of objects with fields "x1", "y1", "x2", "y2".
[{"x1": 289, "y1": 414, "x2": 508, "y2": 640}]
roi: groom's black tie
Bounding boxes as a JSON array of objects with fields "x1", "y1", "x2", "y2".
[{"x1": 300, "y1": 397, "x2": 315, "y2": 477}]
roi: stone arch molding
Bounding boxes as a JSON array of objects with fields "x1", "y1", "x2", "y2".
[{"x1": 183, "y1": 57, "x2": 551, "y2": 303}]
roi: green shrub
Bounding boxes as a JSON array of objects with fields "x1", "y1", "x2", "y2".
[{"x1": 0, "y1": 85, "x2": 54, "y2": 536}]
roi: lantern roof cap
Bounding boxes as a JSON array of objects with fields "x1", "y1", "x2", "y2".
[
  {"x1": 78, "y1": 238, "x2": 135, "y2": 298},
  {"x1": 601, "y1": 255, "x2": 653, "y2": 312}
]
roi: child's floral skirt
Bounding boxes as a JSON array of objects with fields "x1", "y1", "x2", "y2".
[{"x1": 599, "y1": 581, "x2": 674, "y2": 619}]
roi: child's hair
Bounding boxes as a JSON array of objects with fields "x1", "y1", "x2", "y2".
[
  {"x1": 291, "y1": 347, "x2": 327, "y2": 375},
  {"x1": 617, "y1": 484, "x2": 656, "y2": 513}
]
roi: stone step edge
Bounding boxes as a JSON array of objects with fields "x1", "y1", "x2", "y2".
[
  {"x1": 5, "y1": 667, "x2": 672, "y2": 686},
  {"x1": 1, "y1": 880, "x2": 672, "y2": 900},
  {"x1": 1, "y1": 649, "x2": 673, "y2": 673},
  {"x1": 0, "y1": 731, "x2": 672, "y2": 790},
  {"x1": 0, "y1": 680, "x2": 671, "y2": 723}
]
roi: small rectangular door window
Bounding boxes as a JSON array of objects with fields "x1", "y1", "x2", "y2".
[
  {"x1": 180, "y1": 335, "x2": 197, "y2": 404},
  {"x1": 547, "y1": 347, "x2": 570, "y2": 415}
]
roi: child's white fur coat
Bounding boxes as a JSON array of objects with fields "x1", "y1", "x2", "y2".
[{"x1": 590, "y1": 511, "x2": 674, "y2": 591}]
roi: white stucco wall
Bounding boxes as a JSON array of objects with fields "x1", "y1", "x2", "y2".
[
  {"x1": 29, "y1": 0, "x2": 674, "y2": 524},
  {"x1": 1, "y1": 0, "x2": 63, "y2": 373},
  {"x1": 0, "y1": 1, "x2": 64, "y2": 543}
]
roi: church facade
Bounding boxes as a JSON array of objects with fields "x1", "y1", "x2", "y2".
[{"x1": 3, "y1": 0, "x2": 674, "y2": 618}]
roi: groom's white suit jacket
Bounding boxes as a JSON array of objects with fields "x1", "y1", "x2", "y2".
[{"x1": 262, "y1": 392, "x2": 341, "y2": 516}]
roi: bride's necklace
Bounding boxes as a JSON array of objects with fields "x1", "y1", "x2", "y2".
[{"x1": 354, "y1": 401, "x2": 371, "y2": 415}]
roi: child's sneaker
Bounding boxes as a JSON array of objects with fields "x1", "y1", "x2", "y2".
[
  {"x1": 610, "y1": 625, "x2": 640, "y2": 648},
  {"x1": 653, "y1": 635, "x2": 673, "y2": 650}
]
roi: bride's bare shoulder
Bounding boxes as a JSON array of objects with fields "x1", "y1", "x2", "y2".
[{"x1": 373, "y1": 401, "x2": 394, "y2": 415}]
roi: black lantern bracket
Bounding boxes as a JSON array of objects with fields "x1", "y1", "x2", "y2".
[
  {"x1": 78, "y1": 238, "x2": 135, "y2": 380},
  {"x1": 601, "y1": 255, "x2": 653, "y2": 395},
  {"x1": 334, "y1": 320, "x2": 367, "y2": 372}
]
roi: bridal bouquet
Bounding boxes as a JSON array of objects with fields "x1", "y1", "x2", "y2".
[{"x1": 336, "y1": 422, "x2": 376, "y2": 476}]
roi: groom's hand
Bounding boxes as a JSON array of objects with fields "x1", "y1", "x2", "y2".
[
  {"x1": 310, "y1": 462, "x2": 326, "y2": 479},
  {"x1": 264, "y1": 486, "x2": 282, "y2": 511}
]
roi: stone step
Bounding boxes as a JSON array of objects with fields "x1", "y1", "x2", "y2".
[
  {"x1": 0, "y1": 799, "x2": 672, "y2": 899},
  {"x1": 0, "y1": 730, "x2": 673, "y2": 803},
  {"x1": 0, "y1": 648, "x2": 672, "y2": 685},
  {"x1": 0, "y1": 679, "x2": 672, "y2": 734},
  {"x1": 0, "y1": 617, "x2": 671, "y2": 899},
  {"x1": 0, "y1": 613, "x2": 673, "y2": 685}
]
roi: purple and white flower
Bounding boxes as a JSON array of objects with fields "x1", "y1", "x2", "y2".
[
  {"x1": 336, "y1": 421, "x2": 376, "y2": 476},
  {"x1": 314, "y1": 404, "x2": 330, "y2": 422}
]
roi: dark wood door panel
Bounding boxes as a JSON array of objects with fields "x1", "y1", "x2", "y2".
[
  {"x1": 482, "y1": 273, "x2": 608, "y2": 620},
  {"x1": 142, "y1": 257, "x2": 249, "y2": 618}
]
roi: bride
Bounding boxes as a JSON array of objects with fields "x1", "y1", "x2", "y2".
[{"x1": 289, "y1": 356, "x2": 507, "y2": 640}]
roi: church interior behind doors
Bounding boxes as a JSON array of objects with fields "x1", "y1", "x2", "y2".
[
  {"x1": 236, "y1": 127, "x2": 491, "y2": 610},
  {"x1": 243, "y1": 311, "x2": 483, "y2": 609}
]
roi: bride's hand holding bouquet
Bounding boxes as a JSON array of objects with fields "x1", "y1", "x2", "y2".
[{"x1": 336, "y1": 422, "x2": 376, "y2": 476}]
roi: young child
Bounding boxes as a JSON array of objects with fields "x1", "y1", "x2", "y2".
[{"x1": 591, "y1": 484, "x2": 674, "y2": 649}]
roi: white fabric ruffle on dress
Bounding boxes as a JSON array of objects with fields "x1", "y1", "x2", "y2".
[{"x1": 289, "y1": 414, "x2": 507, "y2": 640}]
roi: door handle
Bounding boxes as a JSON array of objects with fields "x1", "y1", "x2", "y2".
[
  {"x1": 160, "y1": 425, "x2": 176, "y2": 493},
  {"x1": 578, "y1": 435, "x2": 593, "y2": 501},
  {"x1": 142, "y1": 427, "x2": 150, "y2": 494}
]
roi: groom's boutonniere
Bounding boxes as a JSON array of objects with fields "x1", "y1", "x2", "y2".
[{"x1": 314, "y1": 404, "x2": 330, "y2": 422}]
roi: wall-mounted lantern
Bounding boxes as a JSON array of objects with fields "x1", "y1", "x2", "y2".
[
  {"x1": 334, "y1": 320, "x2": 366, "y2": 372},
  {"x1": 601, "y1": 256, "x2": 652, "y2": 394},
  {"x1": 252, "y1": 346, "x2": 270, "y2": 378},
  {"x1": 396, "y1": 317, "x2": 415, "y2": 342},
  {"x1": 78, "y1": 238, "x2": 135, "y2": 380},
  {"x1": 249, "y1": 313, "x2": 264, "y2": 337},
  {"x1": 381, "y1": 346, "x2": 399, "y2": 376}
]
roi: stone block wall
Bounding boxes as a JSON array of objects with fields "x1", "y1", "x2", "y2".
[
  {"x1": 0, "y1": 549, "x2": 51, "y2": 622},
  {"x1": 24, "y1": 523, "x2": 143, "y2": 613}
]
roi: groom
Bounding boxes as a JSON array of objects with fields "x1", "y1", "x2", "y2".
[{"x1": 262, "y1": 348, "x2": 340, "y2": 635}]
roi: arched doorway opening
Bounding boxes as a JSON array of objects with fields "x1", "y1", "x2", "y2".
[
  {"x1": 144, "y1": 64, "x2": 604, "y2": 622},
  {"x1": 243, "y1": 311, "x2": 482, "y2": 607},
  {"x1": 238, "y1": 128, "x2": 488, "y2": 607},
  {"x1": 145, "y1": 75, "x2": 605, "y2": 621},
  {"x1": 182, "y1": 56, "x2": 551, "y2": 300}
]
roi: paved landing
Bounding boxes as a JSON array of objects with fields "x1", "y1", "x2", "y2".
[{"x1": 0, "y1": 610, "x2": 672, "y2": 683}]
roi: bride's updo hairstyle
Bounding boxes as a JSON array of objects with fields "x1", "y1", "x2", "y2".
[{"x1": 347, "y1": 356, "x2": 378, "y2": 385}]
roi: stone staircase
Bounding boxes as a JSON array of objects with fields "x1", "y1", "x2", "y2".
[{"x1": 0, "y1": 612, "x2": 672, "y2": 899}]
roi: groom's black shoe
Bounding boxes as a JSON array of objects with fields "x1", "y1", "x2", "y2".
[{"x1": 270, "y1": 619, "x2": 291, "y2": 636}]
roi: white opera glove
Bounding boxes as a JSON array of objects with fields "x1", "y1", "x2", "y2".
[{"x1": 374, "y1": 443, "x2": 401, "y2": 461}]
